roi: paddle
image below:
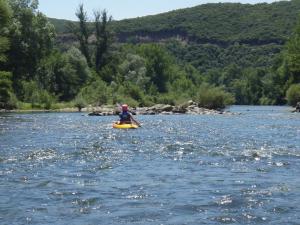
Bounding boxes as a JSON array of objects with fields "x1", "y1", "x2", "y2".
[{"x1": 131, "y1": 117, "x2": 142, "y2": 127}]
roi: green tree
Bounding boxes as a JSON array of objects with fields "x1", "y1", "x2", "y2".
[
  {"x1": 194, "y1": 83, "x2": 235, "y2": 110},
  {"x1": 58, "y1": 47, "x2": 91, "y2": 101},
  {"x1": 118, "y1": 53, "x2": 150, "y2": 89},
  {"x1": 274, "y1": 14, "x2": 300, "y2": 104},
  {"x1": 219, "y1": 64, "x2": 242, "y2": 87},
  {"x1": 36, "y1": 47, "x2": 91, "y2": 101},
  {"x1": 229, "y1": 68, "x2": 263, "y2": 105},
  {"x1": 0, "y1": 0, "x2": 11, "y2": 66},
  {"x1": 285, "y1": 18, "x2": 300, "y2": 86},
  {"x1": 0, "y1": 0, "x2": 15, "y2": 109},
  {"x1": 79, "y1": 78, "x2": 110, "y2": 106},
  {"x1": 35, "y1": 50, "x2": 64, "y2": 94},
  {"x1": 22, "y1": 80, "x2": 55, "y2": 109},
  {"x1": 73, "y1": 94, "x2": 87, "y2": 111},
  {"x1": 71, "y1": 4, "x2": 92, "y2": 67},
  {"x1": 0, "y1": 71, "x2": 17, "y2": 109},
  {"x1": 7, "y1": 0, "x2": 55, "y2": 97},
  {"x1": 286, "y1": 83, "x2": 300, "y2": 106},
  {"x1": 94, "y1": 10, "x2": 113, "y2": 73},
  {"x1": 70, "y1": 4, "x2": 114, "y2": 77},
  {"x1": 138, "y1": 44, "x2": 173, "y2": 93}
]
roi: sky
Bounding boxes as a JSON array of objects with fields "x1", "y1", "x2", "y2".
[{"x1": 38, "y1": 0, "x2": 283, "y2": 21}]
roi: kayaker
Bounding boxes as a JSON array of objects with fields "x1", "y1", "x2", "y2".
[{"x1": 119, "y1": 104, "x2": 141, "y2": 126}]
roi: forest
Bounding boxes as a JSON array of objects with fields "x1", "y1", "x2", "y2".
[{"x1": 1, "y1": 0, "x2": 300, "y2": 110}]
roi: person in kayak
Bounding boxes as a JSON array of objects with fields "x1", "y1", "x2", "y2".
[{"x1": 119, "y1": 104, "x2": 141, "y2": 126}]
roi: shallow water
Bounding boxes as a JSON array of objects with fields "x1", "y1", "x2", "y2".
[{"x1": 0, "y1": 106, "x2": 299, "y2": 224}]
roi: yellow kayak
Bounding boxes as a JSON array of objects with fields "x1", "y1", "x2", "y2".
[{"x1": 113, "y1": 122, "x2": 139, "y2": 129}]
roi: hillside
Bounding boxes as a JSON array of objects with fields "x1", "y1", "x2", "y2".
[
  {"x1": 114, "y1": 1, "x2": 299, "y2": 45},
  {"x1": 50, "y1": 0, "x2": 300, "y2": 72},
  {"x1": 3, "y1": 0, "x2": 300, "y2": 110}
]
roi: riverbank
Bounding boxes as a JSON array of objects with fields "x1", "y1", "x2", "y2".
[
  {"x1": 0, "y1": 101, "x2": 237, "y2": 115},
  {"x1": 2, "y1": 102, "x2": 298, "y2": 115}
]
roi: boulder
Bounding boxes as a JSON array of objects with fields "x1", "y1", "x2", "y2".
[
  {"x1": 296, "y1": 102, "x2": 300, "y2": 112},
  {"x1": 172, "y1": 106, "x2": 187, "y2": 114},
  {"x1": 147, "y1": 104, "x2": 174, "y2": 113}
]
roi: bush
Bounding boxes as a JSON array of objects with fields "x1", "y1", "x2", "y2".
[
  {"x1": 194, "y1": 83, "x2": 235, "y2": 109},
  {"x1": 156, "y1": 93, "x2": 176, "y2": 105},
  {"x1": 140, "y1": 95, "x2": 155, "y2": 107},
  {"x1": 286, "y1": 84, "x2": 300, "y2": 106},
  {"x1": 0, "y1": 71, "x2": 17, "y2": 109},
  {"x1": 114, "y1": 96, "x2": 139, "y2": 108},
  {"x1": 124, "y1": 82, "x2": 145, "y2": 102},
  {"x1": 79, "y1": 79, "x2": 110, "y2": 106},
  {"x1": 73, "y1": 95, "x2": 87, "y2": 111},
  {"x1": 22, "y1": 80, "x2": 56, "y2": 109},
  {"x1": 259, "y1": 96, "x2": 275, "y2": 105},
  {"x1": 40, "y1": 91, "x2": 55, "y2": 109}
]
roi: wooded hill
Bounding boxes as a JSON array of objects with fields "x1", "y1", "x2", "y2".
[
  {"x1": 50, "y1": 0, "x2": 300, "y2": 72},
  {"x1": 2, "y1": 0, "x2": 300, "y2": 110}
]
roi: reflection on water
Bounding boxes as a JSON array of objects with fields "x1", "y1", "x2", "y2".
[{"x1": 0, "y1": 106, "x2": 300, "y2": 224}]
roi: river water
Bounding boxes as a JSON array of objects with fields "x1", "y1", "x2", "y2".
[{"x1": 0, "y1": 106, "x2": 299, "y2": 225}]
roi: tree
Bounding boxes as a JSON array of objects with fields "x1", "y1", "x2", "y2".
[
  {"x1": 57, "y1": 47, "x2": 91, "y2": 101},
  {"x1": 194, "y1": 83, "x2": 235, "y2": 109},
  {"x1": 79, "y1": 78, "x2": 110, "y2": 106},
  {"x1": 138, "y1": 44, "x2": 173, "y2": 93},
  {"x1": 94, "y1": 10, "x2": 113, "y2": 72},
  {"x1": 22, "y1": 80, "x2": 55, "y2": 109},
  {"x1": 0, "y1": 0, "x2": 11, "y2": 67},
  {"x1": 286, "y1": 84, "x2": 300, "y2": 107},
  {"x1": 72, "y1": 4, "x2": 92, "y2": 67},
  {"x1": 227, "y1": 68, "x2": 264, "y2": 105},
  {"x1": 0, "y1": 71, "x2": 16, "y2": 109},
  {"x1": 285, "y1": 17, "x2": 300, "y2": 86},
  {"x1": 36, "y1": 47, "x2": 91, "y2": 101},
  {"x1": 70, "y1": 4, "x2": 114, "y2": 75},
  {"x1": 7, "y1": 0, "x2": 55, "y2": 98},
  {"x1": 0, "y1": 0, "x2": 15, "y2": 109},
  {"x1": 118, "y1": 53, "x2": 149, "y2": 89}
]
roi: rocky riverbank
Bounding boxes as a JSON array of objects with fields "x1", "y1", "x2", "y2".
[
  {"x1": 0, "y1": 101, "x2": 238, "y2": 115},
  {"x1": 87, "y1": 101, "x2": 237, "y2": 116}
]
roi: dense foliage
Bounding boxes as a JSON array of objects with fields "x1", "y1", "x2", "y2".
[
  {"x1": 2, "y1": 0, "x2": 300, "y2": 110},
  {"x1": 0, "y1": 0, "x2": 16, "y2": 109},
  {"x1": 286, "y1": 84, "x2": 300, "y2": 106},
  {"x1": 113, "y1": 1, "x2": 300, "y2": 44}
]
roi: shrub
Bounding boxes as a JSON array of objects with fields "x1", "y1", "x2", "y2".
[
  {"x1": 124, "y1": 82, "x2": 145, "y2": 102},
  {"x1": 40, "y1": 91, "x2": 55, "y2": 109},
  {"x1": 194, "y1": 83, "x2": 235, "y2": 109},
  {"x1": 286, "y1": 84, "x2": 300, "y2": 106},
  {"x1": 22, "y1": 80, "x2": 56, "y2": 109},
  {"x1": 0, "y1": 71, "x2": 17, "y2": 109},
  {"x1": 79, "y1": 79, "x2": 110, "y2": 106},
  {"x1": 114, "y1": 96, "x2": 139, "y2": 108},
  {"x1": 259, "y1": 96, "x2": 275, "y2": 105},
  {"x1": 73, "y1": 95, "x2": 87, "y2": 111},
  {"x1": 156, "y1": 93, "x2": 176, "y2": 105}
]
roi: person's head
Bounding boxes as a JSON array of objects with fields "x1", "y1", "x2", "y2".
[{"x1": 122, "y1": 104, "x2": 128, "y2": 112}]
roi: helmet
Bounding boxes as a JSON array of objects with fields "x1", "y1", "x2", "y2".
[{"x1": 122, "y1": 104, "x2": 128, "y2": 111}]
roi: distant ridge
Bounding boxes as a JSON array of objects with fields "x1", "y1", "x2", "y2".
[
  {"x1": 49, "y1": 0, "x2": 300, "y2": 72},
  {"x1": 112, "y1": 1, "x2": 300, "y2": 46}
]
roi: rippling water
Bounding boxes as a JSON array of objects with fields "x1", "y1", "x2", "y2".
[{"x1": 0, "y1": 106, "x2": 300, "y2": 224}]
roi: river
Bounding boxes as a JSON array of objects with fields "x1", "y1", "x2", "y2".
[{"x1": 0, "y1": 106, "x2": 299, "y2": 224}]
